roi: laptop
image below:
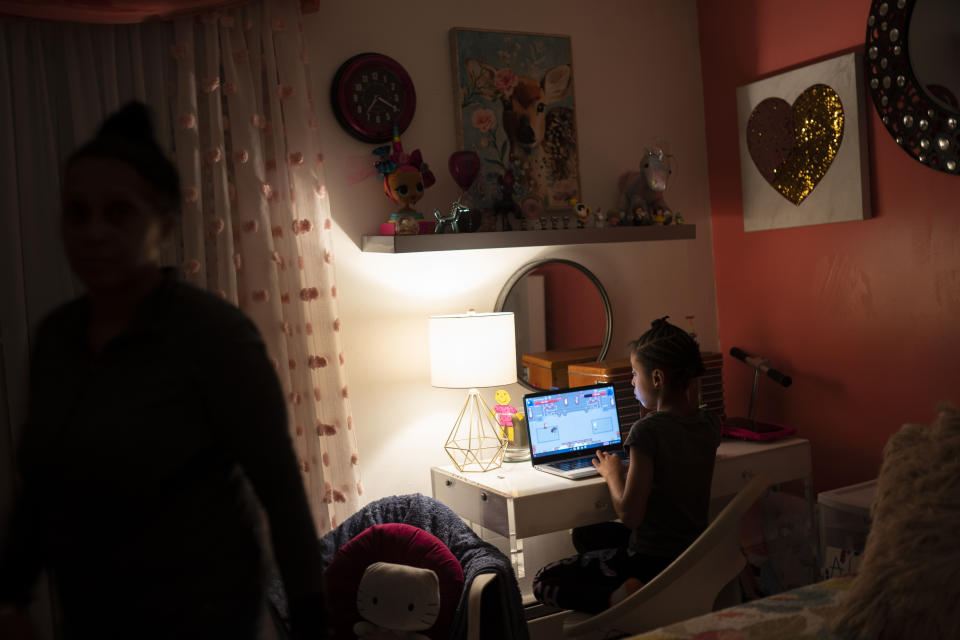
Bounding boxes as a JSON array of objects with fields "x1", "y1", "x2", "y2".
[{"x1": 523, "y1": 383, "x2": 629, "y2": 480}]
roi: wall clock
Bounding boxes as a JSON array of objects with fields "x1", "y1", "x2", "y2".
[{"x1": 330, "y1": 52, "x2": 416, "y2": 143}]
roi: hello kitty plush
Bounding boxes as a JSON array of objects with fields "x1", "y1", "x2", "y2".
[{"x1": 353, "y1": 562, "x2": 441, "y2": 639}]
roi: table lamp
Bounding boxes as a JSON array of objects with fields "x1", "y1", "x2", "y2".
[{"x1": 429, "y1": 311, "x2": 516, "y2": 472}]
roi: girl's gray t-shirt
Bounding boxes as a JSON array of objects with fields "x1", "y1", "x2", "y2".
[{"x1": 623, "y1": 409, "x2": 722, "y2": 558}]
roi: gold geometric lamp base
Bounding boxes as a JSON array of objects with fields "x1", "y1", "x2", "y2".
[{"x1": 444, "y1": 388, "x2": 507, "y2": 472}]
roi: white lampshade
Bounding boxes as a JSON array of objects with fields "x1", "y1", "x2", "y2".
[{"x1": 429, "y1": 312, "x2": 517, "y2": 388}]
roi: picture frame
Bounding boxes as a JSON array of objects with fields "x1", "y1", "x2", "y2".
[
  {"x1": 450, "y1": 28, "x2": 581, "y2": 218},
  {"x1": 736, "y1": 52, "x2": 871, "y2": 232}
]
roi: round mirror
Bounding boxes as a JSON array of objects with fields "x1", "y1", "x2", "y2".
[
  {"x1": 865, "y1": 0, "x2": 960, "y2": 175},
  {"x1": 908, "y1": 0, "x2": 960, "y2": 113},
  {"x1": 494, "y1": 259, "x2": 612, "y2": 390}
]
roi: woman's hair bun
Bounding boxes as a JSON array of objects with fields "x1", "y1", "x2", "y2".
[
  {"x1": 68, "y1": 100, "x2": 181, "y2": 214},
  {"x1": 97, "y1": 101, "x2": 157, "y2": 145}
]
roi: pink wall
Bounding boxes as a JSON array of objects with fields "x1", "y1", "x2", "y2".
[
  {"x1": 698, "y1": 0, "x2": 960, "y2": 492},
  {"x1": 535, "y1": 262, "x2": 607, "y2": 351}
]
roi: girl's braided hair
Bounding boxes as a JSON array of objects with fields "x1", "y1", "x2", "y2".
[{"x1": 629, "y1": 316, "x2": 704, "y2": 386}]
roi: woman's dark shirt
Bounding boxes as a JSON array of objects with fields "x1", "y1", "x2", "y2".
[
  {"x1": 0, "y1": 269, "x2": 323, "y2": 633},
  {"x1": 623, "y1": 409, "x2": 722, "y2": 558}
]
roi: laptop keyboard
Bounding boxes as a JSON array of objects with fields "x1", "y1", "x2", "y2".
[
  {"x1": 550, "y1": 450, "x2": 629, "y2": 471},
  {"x1": 552, "y1": 457, "x2": 595, "y2": 471}
]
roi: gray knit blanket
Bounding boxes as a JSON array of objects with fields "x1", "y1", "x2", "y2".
[{"x1": 268, "y1": 493, "x2": 529, "y2": 640}]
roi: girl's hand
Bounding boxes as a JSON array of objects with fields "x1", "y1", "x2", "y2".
[{"x1": 592, "y1": 450, "x2": 623, "y2": 479}]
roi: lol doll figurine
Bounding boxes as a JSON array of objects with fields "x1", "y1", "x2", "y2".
[{"x1": 374, "y1": 126, "x2": 435, "y2": 235}]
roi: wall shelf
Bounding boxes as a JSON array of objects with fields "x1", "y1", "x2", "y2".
[{"x1": 361, "y1": 224, "x2": 696, "y2": 253}]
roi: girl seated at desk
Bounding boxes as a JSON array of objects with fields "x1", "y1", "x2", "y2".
[{"x1": 532, "y1": 317, "x2": 722, "y2": 613}]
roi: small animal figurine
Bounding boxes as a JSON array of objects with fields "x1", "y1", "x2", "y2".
[
  {"x1": 638, "y1": 147, "x2": 673, "y2": 218},
  {"x1": 594, "y1": 210, "x2": 606, "y2": 228},
  {"x1": 617, "y1": 147, "x2": 675, "y2": 225},
  {"x1": 354, "y1": 561, "x2": 441, "y2": 640},
  {"x1": 433, "y1": 200, "x2": 469, "y2": 234}
]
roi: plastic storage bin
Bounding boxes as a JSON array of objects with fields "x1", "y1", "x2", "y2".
[{"x1": 817, "y1": 479, "x2": 877, "y2": 579}]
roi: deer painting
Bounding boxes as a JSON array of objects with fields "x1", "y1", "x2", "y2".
[{"x1": 454, "y1": 30, "x2": 580, "y2": 216}]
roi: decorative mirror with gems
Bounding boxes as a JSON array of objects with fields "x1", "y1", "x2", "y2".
[{"x1": 865, "y1": 0, "x2": 960, "y2": 175}]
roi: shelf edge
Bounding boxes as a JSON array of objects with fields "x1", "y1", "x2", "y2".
[{"x1": 360, "y1": 224, "x2": 697, "y2": 253}]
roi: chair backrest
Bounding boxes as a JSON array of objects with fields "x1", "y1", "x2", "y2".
[{"x1": 564, "y1": 473, "x2": 772, "y2": 638}]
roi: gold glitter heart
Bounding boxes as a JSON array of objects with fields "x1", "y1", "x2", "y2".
[{"x1": 747, "y1": 84, "x2": 845, "y2": 205}]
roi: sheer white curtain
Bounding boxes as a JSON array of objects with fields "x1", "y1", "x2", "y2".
[
  {"x1": 0, "y1": 0, "x2": 360, "y2": 540},
  {"x1": 168, "y1": 0, "x2": 361, "y2": 530}
]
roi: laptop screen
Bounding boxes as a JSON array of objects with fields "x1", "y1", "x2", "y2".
[{"x1": 523, "y1": 383, "x2": 623, "y2": 461}]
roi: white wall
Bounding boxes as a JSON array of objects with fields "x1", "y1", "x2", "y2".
[{"x1": 303, "y1": 0, "x2": 716, "y2": 503}]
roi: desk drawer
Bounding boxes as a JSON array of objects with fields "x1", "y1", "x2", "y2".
[
  {"x1": 431, "y1": 473, "x2": 509, "y2": 535},
  {"x1": 513, "y1": 484, "x2": 616, "y2": 538},
  {"x1": 713, "y1": 441, "x2": 812, "y2": 497}
]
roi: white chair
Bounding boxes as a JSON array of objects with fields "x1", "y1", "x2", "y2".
[
  {"x1": 466, "y1": 572, "x2": 496, "y2": 640},
  {"x1": 562, "y1": 473, "x2": 772, "y2": 639}
]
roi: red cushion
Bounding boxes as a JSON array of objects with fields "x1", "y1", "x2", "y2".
[{"x1": 324, "y1": 523, "x2": 464, "y2": 640}]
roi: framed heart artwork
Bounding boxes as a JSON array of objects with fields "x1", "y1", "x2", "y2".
[{"x1": 736, "y1": 52, "x2": 871, "y2": 232}]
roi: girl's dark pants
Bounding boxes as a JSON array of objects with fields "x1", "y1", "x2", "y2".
[{"x1": 532, "y1": 522, "x2": 674, "y2": 614}]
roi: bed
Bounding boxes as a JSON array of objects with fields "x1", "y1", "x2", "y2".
[{"x1": 628, "y1": 576, "x2": 854, "y2": 639}]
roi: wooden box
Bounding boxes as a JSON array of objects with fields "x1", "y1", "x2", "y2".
[{"x1": 520, "y1": 346, "x2": 601, "y2": 390}]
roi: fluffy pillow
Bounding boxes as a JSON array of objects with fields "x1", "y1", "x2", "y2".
[
  {"x1": 831, "y1": 405, "x2": 960, "y2": 640},
  {"x1": 324, "y1": 523, "x2": 464, "y2": 640}
]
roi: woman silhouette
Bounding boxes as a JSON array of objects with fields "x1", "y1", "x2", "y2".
[{"x1": 0, "y1": 103, "x2": 327, "y2": 639}]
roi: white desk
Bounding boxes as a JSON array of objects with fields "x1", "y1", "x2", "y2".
[{"x1": 430, "y1": 437, "x2": 812, "y2": 578}]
